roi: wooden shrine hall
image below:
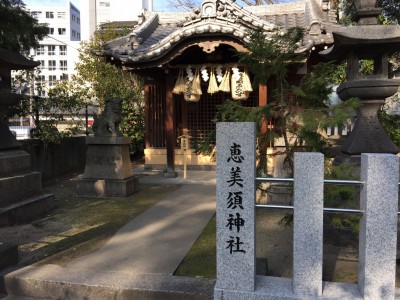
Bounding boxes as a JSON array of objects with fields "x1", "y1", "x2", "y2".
[{"x1": 101, "y1": 0, "x2": 340, "y2": 176}]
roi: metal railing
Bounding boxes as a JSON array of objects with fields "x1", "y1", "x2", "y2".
[{"x1": 255, "y1": 177, "x2": 400, "y2": 215}]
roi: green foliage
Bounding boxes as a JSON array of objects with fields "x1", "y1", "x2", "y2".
[
  {"x1": 239, "y1": 27, "x2": 304, "y2": 89},
  {"x1": 29, "y1": 122, "x2": 63, "y2": 145},
  {"x1": 73, "y1": 24, "x2": 145, "y2": 156},
  {"x1": 9, "y1": 69, "x2": 87, "y2": 145},
  {"x1": 340, "y1": 0, "x2": 399, "y2": 25},
  {"x1": 0, "y1": 0, "x2": 48, "y2": 53},
  {"x1": 324, "y1": 161, "x2": 360, "y2": 233},
  {"x1": 378, "y1": 110, "x2": 400, "y2": 147},
  {"x1": 74, "y1": 25, "x2": 135, "y2": 108},
  {"x1": 377, "y1": 0, "x2": 400, "y2": 24},
  {"x1": 120, "y1": 96, "x2": 145, "y2": 157},
  {"x1": 196, "y1": 28, "x2": 357, "y2": 176}
]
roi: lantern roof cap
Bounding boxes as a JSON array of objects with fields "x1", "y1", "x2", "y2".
[
  {"x1": 320, "y1": 25, "x2": 400, "y2": 60},
  {"x1": 0, "y1": 48, "x2": 40, "y2": 70}
]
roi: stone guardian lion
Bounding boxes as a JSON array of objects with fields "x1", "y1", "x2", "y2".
[{"x1": 92, "y1": 98, "x2": 123, "y2": 137}]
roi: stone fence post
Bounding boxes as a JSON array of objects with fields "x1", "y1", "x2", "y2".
[
  {"x1": 214, "y1": 122, "x2": 256, "y2": 299},
  {"x1": 358, "y1": 153, "x2": 399, "y2": 299},
  {"x1": 293, "y1": 152, "x2": 324, "y2": 297}
]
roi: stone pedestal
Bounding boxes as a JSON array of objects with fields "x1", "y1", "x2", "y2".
[
  {"x1": 76, "y1": 136, "x2": 138, "y2": 197},
  {"x1": 0, "y1": 150, "x2": 54, "y2": 227}
]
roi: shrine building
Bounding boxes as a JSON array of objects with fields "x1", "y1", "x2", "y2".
[{"x1": 100, "y1": 0, "x2": 340, "y2": 175}]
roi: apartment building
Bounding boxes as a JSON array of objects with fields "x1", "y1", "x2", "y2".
[
  {"x1": 80, "y1": 0, "x2": 153, "y2": 41},
  {"x1": 26, "y1": 2, "x2": 81, "y2": 97}
]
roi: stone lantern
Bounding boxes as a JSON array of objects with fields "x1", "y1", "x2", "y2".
[
  {"x1": 0, "y1": 48, "x2": 53, "y2": 233},
  {"x1": 320, "y1": 0, "x2": 400, "y2": 161},
  {"x1": 0, "y1": 48, "x2": 39, "y2": 149}
]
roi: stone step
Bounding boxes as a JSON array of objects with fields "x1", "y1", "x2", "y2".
[
  {"x1": 2, "y1": 295, "x2": 45, "y2": 300},
  {"x1": 0, "y1": 172, "x2": 43, "y2": 207},
  {"x1": 0, "y1": 244, "x2": 18, "y2": 271},
  {"x1": 0, "y1": 150, "x2": 30, "y2": 177},
  {"x1": 3, "y1": 265, "x2": 215, "y2": 300},
  {"x1": 0, "y1": 194, "x2": 54, "y2": 227}
]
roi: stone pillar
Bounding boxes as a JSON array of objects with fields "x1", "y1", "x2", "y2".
[
  {"x1": 214, "y1": 122, "x2": 256, "y2": 299},
  {"x1": 358, "y1": 153, "x2": 398, "y2": 299},
  {"x1": 293, "y1": 152, "x2": 324, "y2": 297},
  {"x1": 76, "y1": 136, "x2": 138, "y2": 197}
]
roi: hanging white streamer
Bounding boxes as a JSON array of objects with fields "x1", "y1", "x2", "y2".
[
  {"x1": 186, "y1": 65, "x2": 194, "y2": 82},
  {"x1": 216, "y1": 65, "x2": 223, "y2": 83},
  {"x1": 201, "y1": 65, "x2": 209, "y2": 82},
  {"x1": 232, "y1": 66, "x2": 240, "y2": 81}
]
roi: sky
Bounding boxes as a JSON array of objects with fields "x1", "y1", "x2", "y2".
[
  {"x1": 23, "y1": 0, "x2": 172, "y2": 12},
  {"x1": 22, "y1": 0, "x2": 298, "y2": 12}
]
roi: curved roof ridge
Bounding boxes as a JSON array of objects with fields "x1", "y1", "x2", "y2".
[
  {"x1": 305, "y1": 0, "x2": 326, "y2": 26},
  {"x1": 124, "y1": 18, "x2": 266, "y2": 62},
  {"x1": 102, "y1": 0, "x2": 339, "y2": 68},
  {"x1": 177, "y1": 0, "x2": 275, "y2": 32},
  {"x1": 129, "y1": 12, "x2": 159, "y2": 45},
  {"x1": 245, "y1": 0, "x2": 306, "y2": 15}
]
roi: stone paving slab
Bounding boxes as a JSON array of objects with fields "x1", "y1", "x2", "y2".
[
  {"x1": 3, "y1": 264, "x2": 215, "y2": 300},
  {"x1": 65, "y1": 182, "x2": 216, "y2": 274}
]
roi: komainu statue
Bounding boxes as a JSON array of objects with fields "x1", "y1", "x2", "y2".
[{"x1": 92, "y1": 98, "x2": 123, "y2": 137}]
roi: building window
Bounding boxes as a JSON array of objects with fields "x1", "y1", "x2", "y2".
[
  {"x1": 36, "y1": 75, "x2": 46, "y2": 90},
  {"x1": 31, "y1": 11, "x2": 42, "y2": 18},
  {"x1": 77, "y1": 17, "x2": 80, "y2": 24},
  {"x1": 71, "y1": 14, "x2": 75, "y2": 22},
  {"x1": 59, "y1": 45, "x2": 67, "y2": 55},
  {"x1": 38, "y1": 90, "x2": 46, "y2": 97},
  {"x1": 77, "y1": 33, "x2": 80, "y2": 40},
  {"x1": 71, "y1": 30, "x2": 76, "y2": 38},
  {"x1": 48, "y1": 45, "x2": 56, "y2": 55},
  {"x1": 57, "y1": 12, "x2": 65, "y2": 19},
  {"x1": 48, "y1": 60, "x2": 56, "y2": 71},
  {"x1": 49, "y1": 75, "x2": 57, "y2": 86},
  {"x1": 46, "y1": 11, "x2": 54, "y2": 18},
  {"x1": 60, "y1": 60, "x2": 67, "y2": 71},
  {"x1": 48, "y1": 27, "x2": 54, "y2": 35},
  {"x1": 58, "y1": 28, "x2": 66, "y2": 35},
  {"x1": 36, "y1": 45, "x2": 45, "y2": 55},
  {"x1": 38, "y1": 60, "x2": 45, "y2": 69},
  {"x1": 99, "y1": 1, "x2": 110, "y2": 7},
  {"x1": 60, "y1": 74, "x2": 69, "y2": 81},
  {"x1": 36, "y1": 75, "x2": 45, "y2": 83}
]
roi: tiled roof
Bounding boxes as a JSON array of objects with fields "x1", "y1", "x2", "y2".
[{"x1": 102, "y1": 0, "x2": 340, "y2": 68}]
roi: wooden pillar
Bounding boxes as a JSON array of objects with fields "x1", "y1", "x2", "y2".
[
  {"x1": 258, "y1": 84, "x2": 268, "y2": 174},
  {"x1": 182, "y1": 99, "x2": 188, "y2": 136},
  {"x1": 165, "y1": 74, "x2": 178, "y2": 177},
  {"x1": 144, "y1": 82, "x2": 151, "y2": 149}
]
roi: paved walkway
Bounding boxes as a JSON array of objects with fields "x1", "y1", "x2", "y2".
[
  {"x1": 3, "y1": 170, "x2": 217, "y2": 299},
  {"x1": 66, "y1": 170, "x2": 216, "y2": 274}
]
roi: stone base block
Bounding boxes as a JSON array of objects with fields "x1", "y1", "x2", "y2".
[
  {"x1": 164, "y1": 171, "x2": 178, "y2": 178},
  {"x1": 82, "y1": 141, "x2": 133, "y2": 180},
  {"x1": 0, "y1": 150, "x2": 30, "y2": 177},
  {"x1": 0, "y1": 243, "x2": 18, "y2": 270},
  {"x1": 75, "y1": 176, "x2": 139, "y2": 198},
  {"x1": 0, "y1": 171, "x2": 43, "y2": 207},
  {"x1": 0, "y1": 194, "x2": 54, "y2": 227}
]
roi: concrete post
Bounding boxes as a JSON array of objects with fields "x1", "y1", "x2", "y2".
[
  {"x1": 293, "y1": 152, "x2": 324, "y2": 297},
  {"x1": 358, "y1": 153, "x2": 399, "y2": 299}
]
